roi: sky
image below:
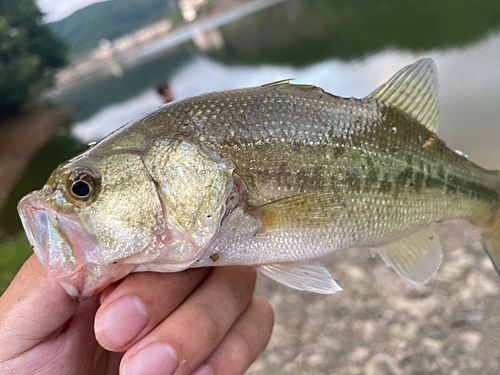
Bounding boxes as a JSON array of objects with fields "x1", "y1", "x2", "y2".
[{"x1": 37, "y1": 0, "x2": 109, "y2": 22}]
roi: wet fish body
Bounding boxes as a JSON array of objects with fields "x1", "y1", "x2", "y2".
[{"x1": 18, "y1": 59, "x2": 500, "y2": 298}]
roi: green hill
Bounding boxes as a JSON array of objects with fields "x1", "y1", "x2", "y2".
[{"x1": 50, "y1": 0, "x2": 177, "y2": 56}]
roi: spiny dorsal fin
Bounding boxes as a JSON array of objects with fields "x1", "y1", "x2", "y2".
[
  {"x1": 372, "y1": 225, "x2": 443, "y2": 284},
  {"x1": 367, "y1": 58, "x2": 440, "y2": 134},
  {"x1": 249, "y1": 193, "x2": 344, "y2": 231},
  {"x1": 261, "y1": 79, "x2": 294, "y2": 87},
  {"x1": 262, "y1": 79, "x2": 330, "y2": 94},
  {"x1": 257, "y1": 262, "x2": 342, "y2": 294}
]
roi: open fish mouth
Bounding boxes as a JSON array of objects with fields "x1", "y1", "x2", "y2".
[
  {"x1": 18, "y1": 192, "x2": 139, "y2": 299},
  {"x1": 18, "y1": 192, "x2": 78, "y2": 278},
  {"x1": 19, "y1": 192, "x2": 52, "y2": 269}
]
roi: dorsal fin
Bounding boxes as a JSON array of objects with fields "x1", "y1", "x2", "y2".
[
  {"x1": 367, "y1": 58, "x2": 440, "y2": 134},
  {"x1": 261, "y1": 79, "x2": 294, "y2": 87},
  {"x1": 261, "y1": 79, "x2": 330, "y2": 94}
]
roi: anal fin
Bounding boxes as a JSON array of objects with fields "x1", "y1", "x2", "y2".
[
  {"x1": 372, "y1": 226, "x2": 443, "y2": 284},
  {"x1": 257, "y1": 262, "x2": 342, "y2": 294}
]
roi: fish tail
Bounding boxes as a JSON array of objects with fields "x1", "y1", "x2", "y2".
[
  {"x1": 482, "y1": 214, "x2": 500, "y2": 275},
  {"x1": 481, "y1": 178, "x2": 500, "y2": 274}
]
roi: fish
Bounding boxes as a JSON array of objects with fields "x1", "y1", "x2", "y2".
[{"x1": 17, "y1": 58, "x2": 500, "y2": 299}]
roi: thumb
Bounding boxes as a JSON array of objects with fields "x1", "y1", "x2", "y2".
[{"x1": 0, "y1": 254, "x2": 79, "y2": 361}]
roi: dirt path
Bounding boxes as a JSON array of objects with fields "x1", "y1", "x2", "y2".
[{"x1": 0, "y1": 107, "x2": 69, "y2": 212}]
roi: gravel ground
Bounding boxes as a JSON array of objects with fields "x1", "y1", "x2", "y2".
[{"x1": 248, "y1": 238, "x2": 500, "y2": 374}]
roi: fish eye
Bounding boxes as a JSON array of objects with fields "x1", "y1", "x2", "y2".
[
  {"x1": 72, "y1": 180, "x2": 91, "y2": 198},
  {"x1": 68, "y1": 167, "x2": 100, "y2": 202}
]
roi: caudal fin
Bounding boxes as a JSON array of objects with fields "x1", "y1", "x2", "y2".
[{"x1": 482, "y1": 219, "x2": 500, "y2": 275}]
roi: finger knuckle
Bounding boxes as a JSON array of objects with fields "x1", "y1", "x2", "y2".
[
  {"x1": 226, "y1": 279, "x2": 247, "y2": 313},
  {"x1": 226, "y1": 268, "x2": 256, "y2": 305},
  {"x1": 191, "y1": 300, "x2": 222, "y2": 342}
]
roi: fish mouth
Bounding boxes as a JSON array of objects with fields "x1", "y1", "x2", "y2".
[
  {"x1": 18, "y1": 192, "x2": 47, "y2": 264},
  {"x1": 18, "y1": 192, "x2": 136, "y2": 299},
  {"x1": 18, "y1": 192, "x2": 78, "y2": 278}
]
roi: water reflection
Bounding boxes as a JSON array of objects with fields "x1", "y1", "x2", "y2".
[
  {"x1": 53, "y1": 0, "x2": 500, "y2": 169},
  {"x1": 55, "y1": 0, "x2": 500, "y2": 123},
  {"x1": 54, "y1": 46, "x2": 194, "y2": 122},
  {"x1": 73, "y1": 90, "x2": 162, "y2": 142},
  {"x1": 209, "y1": 0, "x2": 500, "y2": 65}
]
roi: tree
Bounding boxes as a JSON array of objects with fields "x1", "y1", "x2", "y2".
[{"x1": 0, "y1": 0, "x2": 67, "y2": 115}]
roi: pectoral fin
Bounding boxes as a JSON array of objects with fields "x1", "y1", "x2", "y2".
[
  {"x1": 373, "y1": 226, "x2": 443, "y2": 284},
  {"x1": 257, "y1": 262, "x2": 342, "y2": 294},
  {"x1": 249, "y1": 192, "x2": 344, "y2": 231}
]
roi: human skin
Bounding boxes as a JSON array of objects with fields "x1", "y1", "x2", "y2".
[{"x1": 0, "y1": 255, "x2": 274, "y2": 375}]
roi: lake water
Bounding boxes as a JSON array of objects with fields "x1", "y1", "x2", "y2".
[{"x1": 2, "y1": 0, "x2": 500, "y2": 372}]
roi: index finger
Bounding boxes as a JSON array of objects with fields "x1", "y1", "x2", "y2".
[{"x1": 95, "y1": 267, "x2": 211, "y2": 352}]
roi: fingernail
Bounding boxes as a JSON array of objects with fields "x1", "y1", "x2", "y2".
[
  {"x1": 95, "y1": 295, "x2": 149, "y2": 349},
  {"x1": 123, "y1": 343, "x2": 178, "y2": 375},
  {"x1": 190, "y1": 363, "x2": 214, "y2": 375}
]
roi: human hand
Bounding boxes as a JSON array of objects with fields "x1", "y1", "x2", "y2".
[{"x1": 0, "y1": 255, "x2": 274, "y2": 375}]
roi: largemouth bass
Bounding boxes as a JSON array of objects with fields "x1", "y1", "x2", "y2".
[{"x1": 18, "y1": 59, "x2": 500, "y2": 299}]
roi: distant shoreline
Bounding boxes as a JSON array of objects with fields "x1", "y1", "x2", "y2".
[{"x1": 50, "y1": 0, "x2": 289, "y2": 93}]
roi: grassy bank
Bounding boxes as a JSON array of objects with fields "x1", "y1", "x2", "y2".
[{"x1": 0, "y1": 234, "x2": 33, "y2": 295}]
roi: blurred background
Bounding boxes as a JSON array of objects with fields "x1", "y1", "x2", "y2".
[{"x1": 1, "y1": 0, "x2": 500, "y2": 373}]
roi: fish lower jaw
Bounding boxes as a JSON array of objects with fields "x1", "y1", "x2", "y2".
[
  {"x1": 58, "y1": 261, "x2": 136, "y2": 300},
  {"x1": 58, "y1": 235, "x2": 206, "y2": 299}
]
